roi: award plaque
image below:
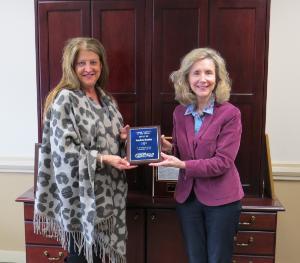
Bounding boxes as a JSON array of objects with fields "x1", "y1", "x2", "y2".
[{"x1": 127, "y1": 126, "x2": 161, "y2": 164}]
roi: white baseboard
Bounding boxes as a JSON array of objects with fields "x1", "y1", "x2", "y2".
[{"x1": 0, "y1": 250, "x2": 25, "y2": 263}]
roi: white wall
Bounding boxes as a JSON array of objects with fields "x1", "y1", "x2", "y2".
[
  {"x1": 266, "y1": 0, "x2": 300, "y2": 164},
  {"x1": 0, "y1": 0, "x2": 37, "y2": 161},
  {"x1": 0, "y1": 1, "x2": 36, "y2": 260}
]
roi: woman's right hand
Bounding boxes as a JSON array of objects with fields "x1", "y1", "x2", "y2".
[
  {"x1": 161, "y1": 135, "x2": 173, "y2": 153},
  {"x1": 101, "y1": 154, "x2": 137, "y2": 170}
]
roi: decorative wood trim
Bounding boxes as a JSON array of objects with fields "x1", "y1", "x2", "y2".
[
  {"x1": 265, "y1": 134, "x2": 275, "y2": 198},
  {"x1": 0, "y1": 157, "x2": 34, "y2": 174},
  {"x1": 272, "y1": 163, "x2": 300, "y2": 181}
]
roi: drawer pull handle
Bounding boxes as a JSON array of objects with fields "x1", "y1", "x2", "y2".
[
  {"x1": 151, "y1": 214, "x2": 156, "y2": 222},
  {"x1": 43, "y1": 251, "x2": 64, "y2": 261},
  {"x1": 239, "y1": 215, "x2": 256, "y2": 226},
  {"x1": 234, "y1": 236, "x2": 254, "y2": 247}
]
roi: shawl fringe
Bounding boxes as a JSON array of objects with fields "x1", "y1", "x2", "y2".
[{"x1": 34, "y1": 214, "x2": 126, "y2": 263}]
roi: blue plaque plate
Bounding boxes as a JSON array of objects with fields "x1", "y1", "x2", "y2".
[{"x1": 127, "y1": 126, "x2": 161, "y2": 164}]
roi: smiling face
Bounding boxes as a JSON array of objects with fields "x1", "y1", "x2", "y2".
[
  {"x1": 188, "y1": 58, "x2": 216, "y2": 104},
  {"x1": 75, "y1": 49, "x2": 102, "y2": 90}
]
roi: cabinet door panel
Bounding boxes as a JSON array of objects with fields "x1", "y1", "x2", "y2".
[
  {"x1": 126, "y1": 209, "x2": 145, "y2": 263},
  {"x1": 92, "y1": 0, "x2": 150, "y2": 192},
  {"x1": 147, "y1": 209, "x2": 188, "y2": 263},
  {"x1": 152, "y1": 0, "x2": 208, "y2": 136},
  {"x1": 92, "y1": 0, "x2": 148, "y2": 127},
  {"x1": 209, "y1": 0, "x2": 269, "y2": 196},
  {"x1": 37, "y1": 1, "x2": 90, "y2": 139}
]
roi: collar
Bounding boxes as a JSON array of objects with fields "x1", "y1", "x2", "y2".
[{"x1": 184, "y1": 95, "x2": 215, "y2": 117}]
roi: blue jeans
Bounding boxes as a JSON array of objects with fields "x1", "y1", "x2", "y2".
[{"x1": 176, "y1": 191, "x2": 241, "y2": 263}]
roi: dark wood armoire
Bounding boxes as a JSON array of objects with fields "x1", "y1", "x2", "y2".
[{"x1": 16, "y1": 0, "x2": 284, "y2": 262}]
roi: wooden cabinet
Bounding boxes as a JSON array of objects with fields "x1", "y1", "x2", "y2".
[
  {"x1": 233, "y1": 212, "x2": 278, "y2": 262},
  {"x1": 21, "y1": 199, "x2": 146, "y2": 263},
  {"x1": 209, "y1": 0, "x2": 271, "y2": 197},
  {"x1": 36, "y1": 0, "x2": 148, "y2": 135},
  {"x1": 17, "y1": 189, "x2": 284, "y2": 263},
  {"x1": 18, "y1": 196, "x2": 67, "y2": 262},
  {"x1": 35, "y1": 0, "x2": 271, "y2": 196}
]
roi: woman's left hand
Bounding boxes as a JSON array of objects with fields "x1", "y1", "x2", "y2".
[
  {"x1": 120, "y1": 124, "x2": 130, "y2": 141},
  {"x1": 102, "y1": 154, "x2": 137, "y2": 170},
  {"x1": 149, "y1": 152, "x2": 185, "y2": 169}
]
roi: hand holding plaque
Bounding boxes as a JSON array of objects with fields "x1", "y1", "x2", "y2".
[{"x1": 127, "y1": 126, "x2": 161, "y2": 164}]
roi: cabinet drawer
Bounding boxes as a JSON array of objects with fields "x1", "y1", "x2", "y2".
[
  {"x1": 239, "y1": 212, "x2": 276, "y2": 231},
  {"x1": 26, "y1": 245, "x2": 67, "y2": 263},
  {"x1": 25, "y1": 221, "x2": 60, "y2": 245},
  {"x1": 233, "y1": 231, "x2": 275, "y2": 255},
  {"x1": 232, "y1": 255, "x2": 274, "y2": 263}
]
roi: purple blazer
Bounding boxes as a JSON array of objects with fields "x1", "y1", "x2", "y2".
[{"x1": 173, "y1": 102, "x2": 244, "y2": 206}]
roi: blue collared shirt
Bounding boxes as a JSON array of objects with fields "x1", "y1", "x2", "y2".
[{"x1": 184, "y1": 96, "x2": 215, "y2": 134}]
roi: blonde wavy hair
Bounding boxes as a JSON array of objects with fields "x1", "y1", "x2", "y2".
[
  {"x1": 43, "y1": 37, "x2": 109, "y2": 120},
  {"x1": 170, "y1": 48, "x2": 231, "y2": 105}
]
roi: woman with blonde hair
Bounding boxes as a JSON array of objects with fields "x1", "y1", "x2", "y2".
[
  {"x1": 151, "y1": 48, "x2": 244, "y2": 263},
  {"x1": 34, "y1": 37, "x2": 136, "y2": 263}
]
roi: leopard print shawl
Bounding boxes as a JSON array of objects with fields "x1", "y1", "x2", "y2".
[{"x1": 34, "y1": 88, "x2": 128, "y2": 263}]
